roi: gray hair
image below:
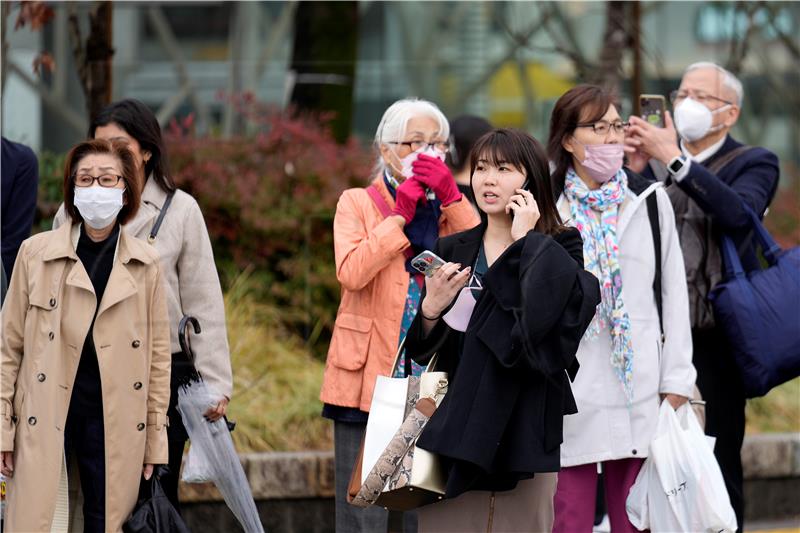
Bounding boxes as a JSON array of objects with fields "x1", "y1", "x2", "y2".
[
  {"x1": 373, "y1": 98, "x2": 450, "y2": 174},
  {"x1": 685, "y1": 61, "x2": 744, "y2": 107}
]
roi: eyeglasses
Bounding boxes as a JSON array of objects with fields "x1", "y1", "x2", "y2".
[
  {"x1": 575, "y1": 120, "x2": 629, "y2": 136},
  {"x1": 387, "y1": 140, "x2": 450, "y2": 153},
  {"x1": 670, "y1": 90, "x2": 733, "y2": 106},
  {"x1": 73, "y1": 174, "x2": 123, "y2": 188}
]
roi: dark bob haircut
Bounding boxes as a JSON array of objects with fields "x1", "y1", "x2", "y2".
[
  {"x1": 63, "y1": 138, "x2": 142, "y2": 225},
  {"x1": 469, "y1": 128, "x2": 565, "y2": 236},
  {"x1": 547, "y1": 84, "x2": 619, "y2": 195},
  {"x1": 89, "y1": 99, "x2": 176, "y2": 193}
]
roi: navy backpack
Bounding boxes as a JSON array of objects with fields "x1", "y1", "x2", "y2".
[{"x1": 708, "y1": 207, "x2": 800, "y2": 398}]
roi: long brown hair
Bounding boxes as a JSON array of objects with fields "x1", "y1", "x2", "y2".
[
  {"x1": 547, "y1": 84, "x2": 618, "y2": 195},
  {"x1": 469, "y1": 128, "x2": 565, "y2": 236},
  {"x1": 63, "y1": 139, "x2": 142, "y2": 225}
]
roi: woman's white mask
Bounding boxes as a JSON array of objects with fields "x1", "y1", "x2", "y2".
[{"x1": 74, "y1": 186, "x2": 124, "y2": 229}]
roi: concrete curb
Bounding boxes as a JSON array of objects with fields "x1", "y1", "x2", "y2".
[{"x1": 180, "y1": 433, "x2": 800, "y2": 504}]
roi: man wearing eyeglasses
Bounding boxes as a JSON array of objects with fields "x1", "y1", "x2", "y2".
[{"x1": 625, "y1": 61, "x2": 780, "y2": 532}]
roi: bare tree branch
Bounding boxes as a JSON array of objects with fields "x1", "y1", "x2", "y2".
[
  {"x1": 454, "y1": 5, "x2": 555, "y2": 111},
  {"x1": 67, "y1": 3, "x2": 87, "y2": 89}
]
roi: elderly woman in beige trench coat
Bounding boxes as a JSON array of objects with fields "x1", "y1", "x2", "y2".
[
  {"x1": 0, "y1": 138, "x2": 171, "y2": 532},
  {"x1": 53, "y1": 98, "x2": 233, "y2": 512}
]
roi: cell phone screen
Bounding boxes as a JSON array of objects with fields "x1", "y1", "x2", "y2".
[{"x1": 640, "y1": 95, "x2": 666, "y2": 128}]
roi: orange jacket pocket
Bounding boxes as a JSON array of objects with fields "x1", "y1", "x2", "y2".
[{"x1": 329, "y1": 313, "x2": 373, "y2": 371}]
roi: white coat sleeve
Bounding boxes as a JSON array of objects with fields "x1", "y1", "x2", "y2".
[{"x1": 656, "y1": 188, "x2": 697, "y2": 397}]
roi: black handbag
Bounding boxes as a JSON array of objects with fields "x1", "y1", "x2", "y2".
[{"x1": 123, "y1": 468, "x2": 191, "y2": 533}]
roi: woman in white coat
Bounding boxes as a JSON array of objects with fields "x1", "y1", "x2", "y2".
[{"x1": 547, "y1": 85, "x2": 697, "y2": 533}]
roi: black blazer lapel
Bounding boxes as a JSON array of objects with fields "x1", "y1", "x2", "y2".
[{"x1": 441, "y1": 223, "x2": 485, "y2": 269}]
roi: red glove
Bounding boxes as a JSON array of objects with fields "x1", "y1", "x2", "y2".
[
  {"x1": 412, "y1": 154, "x2": 462, "y2": 206},
  {"x1": 391, "y1": 178, "x2": 427, "y2": 224}
]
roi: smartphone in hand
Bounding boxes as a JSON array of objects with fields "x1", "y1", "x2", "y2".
[
  {"x1": 640, "y1": 94, "x2": 666, "y2": 127},
  {"x1": 411, "y1": 251, "x2": 446, "y2": 277}
]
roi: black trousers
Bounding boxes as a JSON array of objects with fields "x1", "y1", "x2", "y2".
[
  {"x1": 160, "y1": 354, "x2": 196, "y2": 513},
  {"x1": 64, "y1": 411, "x2": 106, "y2": 533},
  {"x1": 692, "y1": 327, "x2": 746, "y2": 532}
]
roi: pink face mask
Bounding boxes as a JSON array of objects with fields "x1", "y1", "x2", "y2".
[
  {"x1": 397, "y1": 147, "x2": 446, "y2": 179},
  {"x1": 442, "y1": 280, "x2": 482, "y2": 332},
  {"x1": 577, "y1": 142, "x2": 624, "y2": 184}
]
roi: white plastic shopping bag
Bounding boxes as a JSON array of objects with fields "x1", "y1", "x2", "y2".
[
  {"x1": 676, "y1": 402, "x2": 737, "y2": 532},
  {"x1": 627, "y1": 401, "x2": 737, "y2": 533}
]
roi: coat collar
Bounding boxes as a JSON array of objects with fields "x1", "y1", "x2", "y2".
[
  {"x1": 370, "y1": 174, "x2": 397, "y2": 209},
  {"x1": 124, "y1": 176, "x2": 167, "y2": 238},
  {"x1": 42, "y1": 221, "x2": 154, "y2": 266},
  {"x1": 450, "y1": 223, "x2": 486, "y2": 267}
]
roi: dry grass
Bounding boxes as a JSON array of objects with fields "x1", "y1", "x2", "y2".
[
  {"x1": 746, "y1": 378, "x2": 800, "y2": 434},
  {"x1": 223, "y1": 271, "x2": 332, "y2": 452}
]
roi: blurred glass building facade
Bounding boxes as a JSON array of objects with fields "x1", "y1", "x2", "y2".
[{"x1": 3, "y1": 1, "x2": 797, "y2": 180}]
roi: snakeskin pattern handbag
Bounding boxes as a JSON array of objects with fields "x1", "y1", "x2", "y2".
[{"x1": 347, "y1": 344, "x2": 448, "y2": 511}]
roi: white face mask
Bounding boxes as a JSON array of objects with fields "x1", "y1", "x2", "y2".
[
  {"x1": 394, "y1": 145, "x2": 447, "y2": 179},
  {"x1": 74, "y1": 186, "x2": 125, "y2": 229},
  {"x1": 674, "y1": 97, "x2": 730, "y2": 142}
]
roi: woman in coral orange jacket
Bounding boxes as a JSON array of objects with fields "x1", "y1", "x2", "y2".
[{"x1": 320, "y1": 98, "x2": 479, "y2": 532}]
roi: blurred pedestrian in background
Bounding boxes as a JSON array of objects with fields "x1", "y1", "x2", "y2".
[
  {"x1": 446, "y1": 115, "x2": 493, "y2": 208},
  {"x1": 1, "y1": 138, "x2": 170, "y2": 532},
  {"x1": 1, "y1": 137, "x2": 39, "y2": 305},
  {"x1": 321, "y1": 97, "x2": 478, "y2": 532},
  {"x1": 548, "y1": 84, "x2": 696, "y2": 533},
  {"x1": 625, "y1": 61, "x2": 780, "y2": 531},
  {"x1": 54, "y1": 99, "x2": 234, "y2": 512}
]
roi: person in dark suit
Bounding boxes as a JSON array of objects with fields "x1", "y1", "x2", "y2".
[
  {"x1": 405, "y1": 128, "x2": 600, "y2": 532},
  {"x1": 625, "y1": 61, "x2": 780, "y2": 531},
  {"x1": 1, "y1": 137, "x2": 39, "y2": 285}
]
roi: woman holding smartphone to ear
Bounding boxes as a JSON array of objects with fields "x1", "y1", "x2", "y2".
[{"x1": 405, "y1": 129, "x2": 600, "y2": 532}]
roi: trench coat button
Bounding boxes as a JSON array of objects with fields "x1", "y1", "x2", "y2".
[
  {"x1": 48, "y1": 331, "x2": 55, "y2": 341},
  {"x1": 37, "y1": 373, "x2": 46, "y2": 382},
  {"x1": 137, "y1": 423, "x2": 145, "y2": 431},
  {"x1": 132, "y1": 340, "x2": 141, "y2": 348},
  {"x1": 133, "y1": 381, "x2": 143, "y2": 390},
  {"x1": 28, "y1": 416, "x2": 37, "y2": 425},
  {"x1": 49, "y1": 297, "x2": 56, "y2": 308}
]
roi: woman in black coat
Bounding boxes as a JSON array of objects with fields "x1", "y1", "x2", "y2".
[{"x1": 405, "y1": 129, "x2": 600, "y2": 532}]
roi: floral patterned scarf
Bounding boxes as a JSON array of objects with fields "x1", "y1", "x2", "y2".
[{"x1": 564, "y1": 168, "x2": 635, "y2": 404}]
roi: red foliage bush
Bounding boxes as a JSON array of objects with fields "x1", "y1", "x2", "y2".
[{"x1": 166, "y1": 98, "x2": 374, "y2": 355}]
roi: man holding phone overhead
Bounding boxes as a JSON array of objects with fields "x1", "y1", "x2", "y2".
[{"x1": 625, "y1": 61, "x2": 780, "y2": 532}]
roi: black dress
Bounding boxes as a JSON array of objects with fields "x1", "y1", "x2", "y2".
[{"x1": 405, "y1": 224, "x2": 600, "y2": 498}]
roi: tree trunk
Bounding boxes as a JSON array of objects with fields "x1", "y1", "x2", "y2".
[
  {"x1": 84, "y1": 1, "x2": 114, "y2": 124},
  {"x1": 289, "y1": 1, "x2": 358, "y2": 143},
  {"x1": 591, "y1": 1, "x2": 627, "y2": 93}
]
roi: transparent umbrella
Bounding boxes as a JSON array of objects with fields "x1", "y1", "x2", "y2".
[{"x1": 175, "y1": 316, "x2": 265, "y2": 533}]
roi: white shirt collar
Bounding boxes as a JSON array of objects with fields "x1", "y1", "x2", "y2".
[{"x1": 680, "y1": 135, "x2": 727, "y2": 163}]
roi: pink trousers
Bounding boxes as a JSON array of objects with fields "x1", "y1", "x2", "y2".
[{"x1": 553, "y1": 458, "x2": 645, "y2": 533}]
